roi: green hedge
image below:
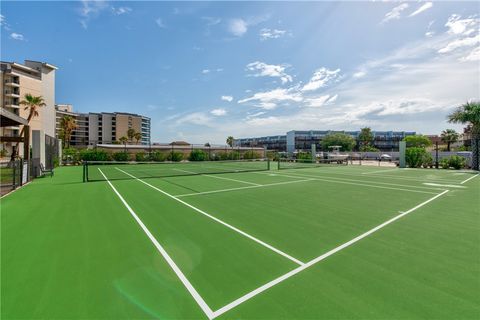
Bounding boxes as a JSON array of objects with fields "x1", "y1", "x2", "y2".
[
  {"x1": 112, "y1": 152, "x2": 129, "y2": 161},
  {"x1": 405, "y1": 147, "x2": 429, "y2": 168},
  {"x1": 440, "y1": 155, "x2": 466, "y2": 170},
  {"x1": 189, "y1": 149, "x2": 208, "y2": 161},
  {"x1": 79, "y1": 149, "x2": 110, "y2": 161},
  {"x1": 243, "y1": 150, "x2": 260, "y2": 159},
  {"x1": 167, "y1": 152, "x2": 183, "y2": 162}
]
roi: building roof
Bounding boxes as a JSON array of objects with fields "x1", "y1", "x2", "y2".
[{"x1": 0, "y1": 108, "x2": 28, "y2": 127}]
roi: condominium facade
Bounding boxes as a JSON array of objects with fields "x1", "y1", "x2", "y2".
[
  {"x1": 1, "y1": 60, "x2": 57, "y2": 155},
  {"x1": 55, "y1": 105, "x2": 151, "y2": 146},
  {"x1": 234, "y1": 130, "x2": 416, "y2": 152}
]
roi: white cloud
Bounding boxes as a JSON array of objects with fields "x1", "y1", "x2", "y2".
[
  {"x1": 409, "y1": 2, "x2": 433, "y2": 17},
  {"x1": 202, "y1": 16, "x2": 221, "y2": 26},
  {"x1": 445, "y1": 14, "x2": 478, "y2": 35},
  {"x1": 425, "y1": 31, "x2": 435, "y2": 37},
  {"x1": 155, "y1": 18, "x2": 166, "y2": 28},
  {"x1": 202, "y1": 69, "x2": 210, "y2": 74},
  {"x1": 78, "y1": 0, "x2": 109, "y2": 29},
  {"x1": 438, "y1": 35, "x2": 480, "y2": 54},
  {"x1": 112, "y1": 6, "x2": 132, "y2": 15},
  {"x1": 238, "y1": 88, "x2": 302, "y2": 110},
  {"x1": 259, "y1": 28, "x2": 287, "y2": 40},
  {"x1": 210, "y1": 108, "x2": 227, "y2": 116},
  {"x1": 176, "y1": 112, "x2": 211, "y2": 126},
  {"x1": 245, "y1": 111, "x2": 266, "y2": 120},
  {"x1": 221, "y1": 95, "x2": 233, "y2": 102},
  {"x1": 246, "y1": 61, "x2": 293, "y2": 84},
  {"x1": 353, "y1": 71, "x2": 366, "y2": 78},
  {"x1": 10, "y1": 33, "x2": 24, "y2": 41},
  {"x1": 460, "y1": 47, "x2": 480, "y2": 62},
  {"x1": 301, "y1": 67, "x2": 341, "y2": 91},
  {"x1": 306, "y1": 94, "x2": 338, "y2": 108},
  {"x1": 382, "y1": 3, "x2": 409, "y2": 24},
  {"x1": 229, "y1": 18, "x2": 248, "y2": 36}
]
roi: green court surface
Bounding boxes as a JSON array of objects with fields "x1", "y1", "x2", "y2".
[{"x1": 1, "y1": 163, "x2": 479, "y2": 319}]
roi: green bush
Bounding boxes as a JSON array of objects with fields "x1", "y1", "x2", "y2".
[
  {"x1": 135, "y1": 152, "x2": 149, "y2": 161},
  {"x1": 229, "y1": 151, "x2": 240, "y2": 160},
  {"x1": 322, "y1": 133, "x2": 356, "y2": 151},
  {"x1": 63, "y1": 147, "x2": 79, "y2": 162},
  {"x1": 79, "y1": 149, "x2": 110, "y2": 161},
  {"x1": 168, "y1": 151, "x2": 183, "y2": 162},
  {"x1": 112, "y1": 152, "x2": 129, "y2": 161},
  {"x1": 296, "y1": 152, "x2": 312, "y2": 161},
  {"x1": 215, "y1": 152, "x2": 229, "y2": 160},
  {"x1": 403, "y1": 135, "x2": 432, "y2": 148},
  {"x1": 189, "y1": 149, "x2": 208, "y2": 161},
  {"x1": 456, "y1": 145, "x2": 471, "y2": 151},
  {"x1": 422, "y1": 153, "x2": 434, "y2": 168},
  {"x1": 150, "y1": 151, "x2": 166, "y2": 162},
  {"x1": 360, "y1": 145, "x2": 379, "y2": 152},
  {"x1": 440, "y1": 155, "x2": 466, "y2": 170},
  {"x1": 243, "y1": 150, "x2": 260, "y2": 159},
  {"x1": 405, "y1": 147, "x2": 429, "y2": 168}
]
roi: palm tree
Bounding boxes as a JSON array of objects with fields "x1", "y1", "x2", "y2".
[
  {"x1": 16, "y1": 94, "x2": 46, "y2": 156},
  {"x1": 59, "y1": 115, "x2": 78, "y2": 148},
  {"x1": 133, "y1": 132, "x2": 142, "y2": 144},
  {"x1": 448, "y1": 101, "x2": 480, "y2": 170},
  {"x1": 440, "y1": 129, "x2": 459, "y2": 152},
  {"x1": 358, "y1": 127, "x2": 374, "y2": 150},
  {"x1": 127, "y1": 128, "x2": 136, "y2": 143},
  {"x1": 226, "y1": 136, "x2": 234, "y2": 147},
  {"x1": 119, "y1": 136, "x2": 128, "y2": 153}
]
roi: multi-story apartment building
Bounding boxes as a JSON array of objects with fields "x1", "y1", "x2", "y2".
[
  {"x1": 234, "y1": 130, "x2": 416, "y2": 152},
  {"x1": 1, "y1": 60, "x2": 57, "y2": 155},
  {"x1": 55, "y1": 105, "x2": 151, "y2": 146}
]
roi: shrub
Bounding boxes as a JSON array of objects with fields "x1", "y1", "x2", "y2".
[
  {"x1": 422, "y1": 153, "x2": 434, "y2": 168},
  {"x1": 168, "y1": 151, "x2": 183, "y2": 162},
  {"x1": 296, "y1": 152, "x2": 312, "y2": 161},
  {"x1": 79, "y1": 149, "x2": 110, "y2": 161},
  {"x1": 189, "y1": 149, "x2": 208, "y2": 161},
  {"x1": 405, "y1": 147, "x2": 428, "y2": 168},
  {"x1": 215, "y1": 152, "x2": 230, "y2": 160},
  {"x1": 322, "y1": 133, "x2": 356, "y2": 151},
  {"x1": 63, "y1": 147, "x2": 79, "y2": 162},
  {"x1": 229, "y1": 151, "x2": 240, "y2": 160},
  {"x1": 243, "y1": 150, "x2": 260, "y2": 159},
  {"x1": 266, "y1": 151, "x2": 279, "y2": 161},
  {"x1": 360, "y1": 145, "x2": 379, "y2": 152},
  {"x1": 440, "y1": 155, "x2": 466, "y2": 170},
  {"x1": 135, "y1": 152, "x2": 149, "y2": 162},
  {"x1": 403, "y1": 135, "x2": 432, "y2": 148},
  {"x1": 150, "y1": 151, "x2": 166, "y2": 162},
  {"x1": 112, "y1": 152, "x2": 129, "y2": 161}
]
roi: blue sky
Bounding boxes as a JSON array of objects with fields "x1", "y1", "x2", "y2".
[{"x1": 1, "y1": 1, "x2": 479, "y2": 143}]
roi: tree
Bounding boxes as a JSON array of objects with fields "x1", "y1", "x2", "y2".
[
  {"x1": 403, "y1": 135, "x2": 432, "y2": 148},
  {"x1": 448, "y1": 101, "x2": 480, "y2": 170},
  {"x1": 440, "y1": 129, "x2": 459, "y2": 151},
  {"x1": 133, "y1": 132, "x2": 142, "y2": 144},
  {"x1": 127, "y1": 128, "x2": 136, "y2": 143},
  {"x1": 358, "y1": 127, "x2": 374, "y2": 150},
  {"x1": 119, "y1": 136, "x2": 128, "y2": 152},
  {"x1": 321, "y1": 133, "x2": 356, "y2": 151},
  {"x1": 59, "y1": 115, "x2": 78, "y2": 148},
  {"x1": 16, "y1": 94, "x2": 46, "y2": 156},
  {"x1": 226, "y1": 136, "x2": 234, "y2": 147}
]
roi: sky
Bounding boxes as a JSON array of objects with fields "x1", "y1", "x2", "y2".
[{"x1": 1, "y1": 1, "x2": 479, "y2": 144}]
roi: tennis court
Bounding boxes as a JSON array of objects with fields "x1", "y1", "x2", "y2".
[{"x1": 2, "y1": 161, "x2": 479, "y2": 319}]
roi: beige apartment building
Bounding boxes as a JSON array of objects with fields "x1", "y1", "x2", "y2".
[
  {"x1": 55, "y1": 105, "x2": 151, "y2": 146},
  {"x1": 1, "y1": 60, "x2": 57, "y2": 156}
]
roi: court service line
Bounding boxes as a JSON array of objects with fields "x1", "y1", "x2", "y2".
[
  {"x1": 211, "y1": 189, "x2": 450, "y2": 319},
  {"x1": 97, "y1": 169, "x2": 215, "y2": 319},
  {"x1": 173, "y1": 168, "x2": 261, "y2": 186},
  {"x1": 175, "y1": 179, "x2": 314, "y2": 197},
  {"x1": 460, "y1": 174, "x2": 479, "y2": 184},
  {"x1": 115, "y1": 168, "x2": 304, "y2": 266},
  {"x1": 254, "y1": 171, "x2": 445, "y2": 192},
  {"x1": 361, "y1": 168, "x2": 402, "y2": 175},
  {"x1": 259, "y1": 172, "x2": 439, "y2": 195}
]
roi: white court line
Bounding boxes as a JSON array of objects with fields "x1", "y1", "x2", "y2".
[
  {"x1": 176, "y1": 179, "x2": 313, "y2": 198},
  {"x1": 362, "y1": 168, "x2": 402, "y2": 175},
  {"x1": 211, "y1": 189, "x2": 450, "y2": 319},
  {"x1": 423, "y1": 183, "x2": 466, "y2": 189},
  {"x1": 460, "y1": 174, "x2": 479, "y2": 185},
  {"x1": 262, "y1": 172, "x2": 439, "y2": 195},
  {"x1": 98, "y1": 168, "x2": 215, "y2": 319},
  {"x1": 116, "y1": 167, "x2": 304, "y2": 266},
  {"x1": 254, "y1": 171, "x2": 444, "y2": 192},
  {"x1": 173, "y1": 168, "x2": 261, "y2": 186}
]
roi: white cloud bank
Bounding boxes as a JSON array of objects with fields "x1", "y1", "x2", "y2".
[
  {"x1": 382, "y1": 3, "x2": 409, "y2": 24},
  {"x1": 221, "y1": 95, "x2": 233, "y2": 102},
  {"x1": 301, "y1": 67, "x2": 341, "y2": 91},
  {"x1": 211, "y1": 108, "x2": 227, "y2": 116},
  {"x1": 246, "y1": 61, "x2": 293, "y2": 84},
  {"x1": 409, "y1": 2, "x2": 433, "y2": 17}
]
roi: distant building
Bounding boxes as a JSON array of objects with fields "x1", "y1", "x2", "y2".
[
  {"x1": 1, "y1": 60, "x2": 57, "y2": 156},
  {"x1": 55, "y1": 105, "x2": 151, "y2": 146},
  {"x1": 234, "y1": 130, "x2": 416, "y2": 152}
]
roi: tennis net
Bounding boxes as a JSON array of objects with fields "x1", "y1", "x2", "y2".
[
  {"x1": 83, "y1": 159, "x2": 270, "y2": 182},
  {"x1": 278, "y1": 158, "x2": 348, "y2": 170}
]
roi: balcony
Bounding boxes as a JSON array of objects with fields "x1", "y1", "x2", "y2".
[
  {"x1": 4, "y1": 91, "x2": 20, "y2": 98},
  {"x1": 4, "y1": 79, "x2": 20, "y2": 87},
  {"x1": 4, "y1": 103, "x2": 20, "y2": 109}
]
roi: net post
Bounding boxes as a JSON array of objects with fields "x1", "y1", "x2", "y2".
[
  {"x1": 267, "y1": 158, "x2": 270, "y2": 170},
  {"x1": 399, "y1": 141, "x2": 406, "y2": 168},
  {"x1": 83, "y1": 162, "x2": 86, "y2": 182},
  {"x1": 277, "y1": 158, "x2": 280, "y2": 170}
]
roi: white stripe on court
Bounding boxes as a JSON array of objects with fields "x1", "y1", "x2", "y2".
[
  {"x1": 175, "y1": 179, "x2": 314, "y2": 197},
  {"x1": 261, "y1": 171, "x2": 439, "y2": 195},
  {"x1": 423, "y1": 183, "x2": 466, "y2": 189},
  {"x1": 115, "y1": 167, "x2": 304, "y2": 266},
  {"x1": 361, "y1": 168, "x2": 401, "y2": 175},
  {"x1": 460, "y1": 174, "x2": 479, "y2": 184},
  {"x1": 173, "y1": 168, "x2": 261, "y2": 186},
  {"x1": 211, "y1": 189, "x2": 450, "y2": 319},
  {"x1": 98, "y1": 168, "x2": 215, "y2": 319}
]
